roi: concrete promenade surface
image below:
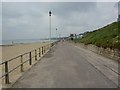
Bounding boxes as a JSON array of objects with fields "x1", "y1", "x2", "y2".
[{"x1": 12, "y1": 41, "x2": 118, "y2": 88}]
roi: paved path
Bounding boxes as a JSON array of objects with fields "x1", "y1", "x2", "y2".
[{"x1": 12, "y1": 41, "x2": 118, "y2": 88}]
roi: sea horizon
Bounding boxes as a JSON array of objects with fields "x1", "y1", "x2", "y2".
[{"x1": 1, "y1": 38, "x2": 57, "y2": 45}]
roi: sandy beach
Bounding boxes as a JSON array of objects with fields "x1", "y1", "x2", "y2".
[
  {"x1": 2, "y1": 42, "x2": 49, "y2": 61},
  {"x1": 0, "y1": 42, "x2": 50, "y2": 87}
]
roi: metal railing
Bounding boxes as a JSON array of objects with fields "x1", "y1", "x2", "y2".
[{"x1": 0, "y1": 41, "x2": 58, "y2": 84}]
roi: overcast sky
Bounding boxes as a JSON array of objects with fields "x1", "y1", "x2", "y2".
[{"x1": 1, "y1": 2, "x2": 118, "y2": 40}]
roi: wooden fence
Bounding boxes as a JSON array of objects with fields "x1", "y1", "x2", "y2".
[{"x1": 0, "y1": 41, "x2": 57, "y2": 84}]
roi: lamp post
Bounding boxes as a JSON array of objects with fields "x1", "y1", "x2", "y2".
[
  {"x1": 59, "y1": 34, "x2": 61, "y2": 40},
  {"x1": 56, "y1": 28, "x2": 57, "y2": 41},
  {"x1": 49, "y1": 11, "x2": 52, "y2": 48}
]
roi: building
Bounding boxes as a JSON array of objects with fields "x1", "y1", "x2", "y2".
[{"x1": 118, "y1": 15, "x2": 120, "y2": 22}]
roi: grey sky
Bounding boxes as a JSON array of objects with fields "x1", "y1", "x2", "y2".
[{"x1": 1, "y1": 2, "x2": 118, "y2": 40}]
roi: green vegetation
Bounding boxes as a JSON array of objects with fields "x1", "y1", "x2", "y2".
[{"x1": 74, "y1": 22, "x2": 120, "y2": 50}]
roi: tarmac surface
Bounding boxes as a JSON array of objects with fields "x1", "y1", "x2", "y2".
[{"x1": 12, "y1": 41, "x2": 118, "y2": 88}]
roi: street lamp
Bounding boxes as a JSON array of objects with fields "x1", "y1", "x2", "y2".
[
  {"x1": 56, "y1": 28, "x2": 57, "y2": 41},
  {"x1": 59, "y1": 34, "x2": 61, "y2": 40},
  {"x1": 49, "y1": 11, "x2": 52, "y2": 48}
]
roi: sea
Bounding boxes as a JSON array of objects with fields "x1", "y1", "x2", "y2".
[{"x1": 1, "y1": 39, "x2": 56, "y2": 45}]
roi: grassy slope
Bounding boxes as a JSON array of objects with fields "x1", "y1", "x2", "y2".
[{"x1": 74, "y1": 22, "x2": 120, "y2": 50}]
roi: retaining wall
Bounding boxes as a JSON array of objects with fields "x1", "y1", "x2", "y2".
[{"x1": 75, "y1": 43, "x2": 120, "y2": 61}]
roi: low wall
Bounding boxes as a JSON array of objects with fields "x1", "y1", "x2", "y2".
[{"x1": 75, "y1": 43, "x2": 120, "y2": 61}]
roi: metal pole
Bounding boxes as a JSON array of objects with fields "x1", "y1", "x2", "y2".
[
  {"x1": 49, "y1": 11, "x2": 52, "y2": 48},
  {"x1": 59, "y1": 34, "x2": 61, "y2": 41},
  {"x1": 56, "y1": 28, "x2": 57, "y2": 41}
]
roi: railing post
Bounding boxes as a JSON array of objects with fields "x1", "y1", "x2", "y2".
[
  {"x1": 44, "y1": 46, "x2": 45, "y2": 53},
  {"x1": 43, "y1": 46, "x2": 44, "y2": 53},
  {"x1": 35, "y1": 50, "x2": 37, "y2": 61},
  {"x1": 20, "y1": 55, "x2": 24, "y2": 72},
  {"x1": 39, "y1": 48, "x2": 41, "y2": 57},
  {"x1": 46, "y1": 45, "x2": 47, "y2": 51},
  {"x1": 48, "y1": 44, "x2": 49, "y2": 50},
  {"x1": 42, "y1": 46, "x2": 44, "y2": 55},
  {"x1": 29, "y1": 52, "x2": 32, "y2": 65},
  {"x1": 45, "y1": 46, "x2": 46, "y2": 52},
  {"x1": 5, "y1": 61, "x2": 10, "y2": 84}
]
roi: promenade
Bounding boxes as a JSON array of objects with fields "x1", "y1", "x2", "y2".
[{"x1": 12, "y1": 41, "x2": 118, "y2": 88}]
